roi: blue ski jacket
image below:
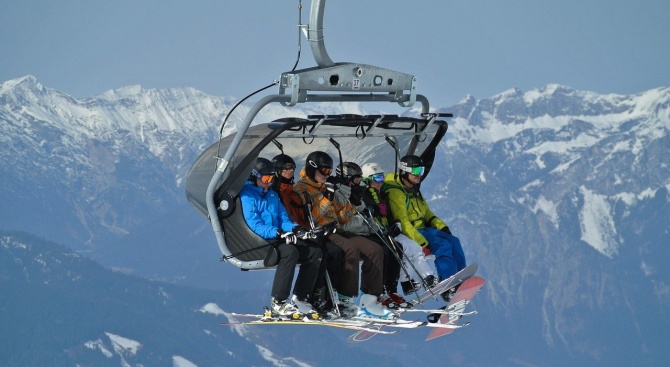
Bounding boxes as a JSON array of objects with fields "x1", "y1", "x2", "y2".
[{"x1": 239, "y1": 180, "x2": 297, "y2": 239}]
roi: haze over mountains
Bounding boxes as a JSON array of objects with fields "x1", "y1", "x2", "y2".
[{"x1": 1, "y1": 76, "x2": 668, "y2": 366}]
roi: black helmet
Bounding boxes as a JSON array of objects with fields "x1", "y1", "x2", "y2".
[
  {"x1": 272, "y1": 153, "x2": 296, "y2": 184},
  {"x1": 399, "y1": 155, "x2": 425, "y2": 177},
  {"x1": 271, "y1": 154, "x2": 296, "y2": 171},
  {"x1": 251, "y1": 157, "x2": 275, "y2": 178},
  {"x1": 305, "y1": 151, "x2": 333, "y2": 179},
  {"x1": 336, "y1": 162, "x2": 363, "y2": 183}
]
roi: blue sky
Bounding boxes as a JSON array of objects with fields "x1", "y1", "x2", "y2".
[{"x1": 2, "y1": 0, "x2": 669, "y2": 108}]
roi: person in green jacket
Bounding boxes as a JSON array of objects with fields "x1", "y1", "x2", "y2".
[{"x1": 384, "y1": 155, "x2": 466, "y2": 300}]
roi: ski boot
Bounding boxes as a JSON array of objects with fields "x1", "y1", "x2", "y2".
[
  {"x1": 336, "y1": 295, "x2": 359, "y2": 319},
  {"x1": 357, "y1": 294, "x2": 395, "y2": 320},
  {"x1": 401, "y1": 279, "x2": 421, "y2": 295},
  {"x1": 423, "y1": 274, "x2": 439, "y2": 289},
  {"x1": 291, "y1": 295, "x2": 323, "y2": 320},
  {"x1": 270, "y1": 297, "x2": 302, "y2": 320},
  {"x1": 441, "y1": 283, "x2": 461, "y2": 302},
  {"x1": 381, "y1": 293, "x2": 413, "y2": 309}
]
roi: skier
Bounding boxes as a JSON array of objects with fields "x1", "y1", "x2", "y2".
[
  {"x1": 271, "y1": 153, "x2": 344, "y2": 314},
  {"x1": 360, "y1": 162, "x2": 438, "y2": 296},
  {"x1": 239, "y1": 157, "x2": 323, "y2": 318},
  {"x1": 384, "y1": 155, "x2": 466, "y2": 301},
  {"x1": 293, "y1": 151, "x2": 393, "y2": 319},
  {"x1": 331, "y1": 162, "x2": 409, "y2": 309}
]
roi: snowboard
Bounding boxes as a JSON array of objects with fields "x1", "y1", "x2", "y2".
[
  {"x1": 410, "y1": 263, "x2": 478, "y2": 305},
  {"x1": 425, "y1": 275, "x2": 485, "y2": 341}
]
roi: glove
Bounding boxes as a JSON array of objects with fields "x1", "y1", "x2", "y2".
[
  {"x1": 293, "y1": 226, "x2": 311, "y2": 240},
  {"x1": 327, "y1": 176, "x2": 347, "y2": 186},
  {"x1": 319, "y1": 222, "x2": 337, "y2": 236},
  {"x1": 323, "y1": 182, "x2": 335, "y2": 201},
  {"x1": 280, "y1": 231, "x2": 297, "y2": 245},
  {"x1": 422, "y1": 245, "x2": 431, "y2": 257},
  {"x1": 349, "y1": 185, "x2": 365, "y2": 206},
  {"x1": 440, "y1": 226, "x2": 452, "y2": 235},
  {"x1": 386, "y1": 224, "x2": 401, "y2": 238}
]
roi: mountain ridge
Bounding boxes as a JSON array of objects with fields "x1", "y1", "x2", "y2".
[{"x1": 1, "y1": 75, "x2": 668, "y2": 366}]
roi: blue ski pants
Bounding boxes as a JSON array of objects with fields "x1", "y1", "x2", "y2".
[{"x1": 418, "y1": 227, "x2": 466, "y2": 280}]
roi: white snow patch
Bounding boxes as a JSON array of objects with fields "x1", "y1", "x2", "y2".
[
  {"x1": 199, "y1": 302, "x2": 225, "y2": 316},
  {"x1": 534, "y1": 153, "x2": 546, "y2": 169},
  {"x1": 84, "y1": 339, "x2": 114, "y2": 358},
  {"x1": 173, "y1": 355, "x2": 198, "y2": 367},
  {"x1": 105, "y1": 332, "x2": 142, "y2": 356},
  {"x1": 479, "y1": 171, "x2": 487, "y2": 183},
  {"x1": 533, "y1": 196, "x2": 559, "y2": 229},
  {"x1": 578, "y1": 186, "x2": 619, "y2": 258},
  {"x1": 219, "y1": 311, "x2": 250, "y2": 338},
  {"x1": 551, "y1": 157, "x2": 579, "y2": 173},
  {"x1": 257, "y1": 345, "x2": 313, "y2": 367},
  {"x1": 614, "y1": 187, "x2": 659, "y2": 206}
]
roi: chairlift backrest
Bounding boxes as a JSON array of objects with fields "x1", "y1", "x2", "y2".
[{"x1": 185, "y1": 115, "x2": 449, "y2": 270}]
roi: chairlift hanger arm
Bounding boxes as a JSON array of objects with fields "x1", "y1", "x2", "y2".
[{"x1": 281, "y1": 0, "x2": 417, "y2": 107}]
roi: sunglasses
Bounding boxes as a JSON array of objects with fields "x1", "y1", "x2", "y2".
[
  {"x1": 408, "y1": 166, "x2": 425, "y2": 176},
  {"x1": 370, "y1": 173, "x2": 384, "y2": 183},
  {"x1": 318, "y1": 166, "x2": 333, "y2": 176},
  {"x1": 260, "y1": 174, "x2": 275, "y2": 184}
]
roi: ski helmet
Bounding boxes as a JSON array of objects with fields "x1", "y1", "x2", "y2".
[
  {"x1": 399, "y1": 155, "x2": 425, "y2": 177},
  {"x1": 251, "y1": 157, "x2": 275, "y2": 180},
  {"x1": 336, "y1": 162, "x2": 363, "y2": 183},
  {"x1": 272, "y1": 153, "x2": 296, "y2": 184},
  {"x1": 305, "y1": 151, "x2": 333, "y2": 179},
  {"x1": 271, "y1": 154, "x2": 296, "y2": 171},
  {"x1": 361, "y1": 162, "x2": 384, "y2": 183}
]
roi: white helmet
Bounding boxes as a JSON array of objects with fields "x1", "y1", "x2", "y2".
[{"x1": 361, "y1": 162, "x2": 384, "y2": 182}]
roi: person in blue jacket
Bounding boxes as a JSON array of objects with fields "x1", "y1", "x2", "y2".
[{"x1": 239, "y1": 157, "x2": 323, "y2": 319}]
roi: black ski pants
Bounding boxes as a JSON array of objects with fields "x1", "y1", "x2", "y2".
[
  {"x1": 312, "y1": 238, "x2": 344, "y2": 294},
  {"x1": 271, "y1": 240, "x2": 323, "y2": 301}
]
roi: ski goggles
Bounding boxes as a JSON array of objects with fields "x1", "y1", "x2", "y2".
[
  {"x1": 405, "y1": 166, "x2": 425, "y2": 176},
  {"x1": 279, "y1": 163, "x2": 296, "y2": 172},
  {"x1": 259, "y1": 174, "x2": 275, "y2": 184},
  {"x1": 369, "y1": 173, "x2": 384, "y2": 183},
  {"x1": 318, "y1": 166, "x2": 333, "y2": 176}
]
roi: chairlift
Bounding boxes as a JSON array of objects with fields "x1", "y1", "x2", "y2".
[{"x1": 184, "y1": 0, "x2": 452, "y2": 270}]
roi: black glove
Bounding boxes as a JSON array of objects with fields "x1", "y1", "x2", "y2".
[
  {"x1": 327, "y1": 176, "x2": 346, "y2": 186},
  {"x1": 320, "y1": 222, "x2": 338, "y2": 236},
  {"x1": 349, "y1": 185, "x2": 365, "y2": 206},
  {"x1": 386, "y1": 224, "x2": 401, "y2": 238},
  {"x1": 440, "y1": 226, "x2": 452, "y2": 235}
]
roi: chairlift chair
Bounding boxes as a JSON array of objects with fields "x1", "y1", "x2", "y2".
[{"x1": 184, "y1": 0, "x2": 452, "y2": 270}]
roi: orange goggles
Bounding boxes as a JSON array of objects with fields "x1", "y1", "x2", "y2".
[{"x1": 260, "y1": 174, "x2": 275, "y2": 184}]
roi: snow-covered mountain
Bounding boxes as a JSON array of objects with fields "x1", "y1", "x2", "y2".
[
  {"x1": 427, "y1": 84, "x2": 670, "y2": 364},
  {"x1": 1, "y1": 76, "x2": 668, "y2": 366},
  {"x1": 0, "y1": 231, "x2": 392, "y2": 366}
]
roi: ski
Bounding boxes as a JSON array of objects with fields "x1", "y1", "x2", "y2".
[
  {"x1": 425, "y1": 275, "x2": 485, "y2": 341},
  {"x1": 410, "y1": 263, "x2": 479, "y2": 305},
  {"x1": 347, "y1": 325, "x2": 386, "y2": 343},
  {"x1": 221, "y1": 317, "x2": 399, "y2": 335},
  {"x1": 399, "y1": 308, "x2": 478, "y2": 316}
]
